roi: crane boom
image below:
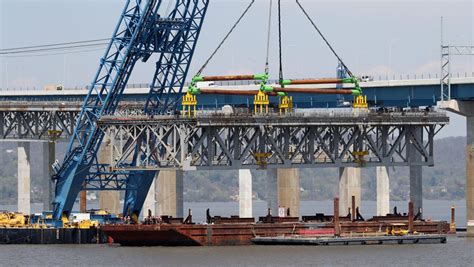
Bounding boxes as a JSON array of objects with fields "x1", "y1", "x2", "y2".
[{"x1": 52, "y1": 0, "x2": 209, "y2": 222}]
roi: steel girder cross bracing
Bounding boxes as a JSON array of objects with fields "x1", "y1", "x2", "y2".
[
  {"x1": 52, "y1": 0, "x2": 209, "y2": 221},
  {"x1": 0, "y1": 109, "x2": 77, "y2": 141},
  {"x1": 96, "y1": 113, "x2": 448, "y2": 173}
]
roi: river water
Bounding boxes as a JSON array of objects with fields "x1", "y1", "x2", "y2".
[
  {"x1": 0, "y1": 200, "x2": 472, "y2": 266},
  {"x1": 0, "y1": 236, "x2": 472, "y2": 266}
]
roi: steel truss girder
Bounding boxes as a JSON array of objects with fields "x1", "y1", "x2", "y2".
[
  {"x1": 98, "y1": 116, "x2": 446, "y2": 171},
  {"x1": 0, "y1": 110, "x2": 77, "y2": 141}
]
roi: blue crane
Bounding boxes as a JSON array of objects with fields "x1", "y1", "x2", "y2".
[{"x1": 52, "y1": 0, "x2": 209, "y2": 223}]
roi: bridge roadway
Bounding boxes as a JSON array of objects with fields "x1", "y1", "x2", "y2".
[{"x1": 0, "y1": 77, "x2": 473, "y2": 108}]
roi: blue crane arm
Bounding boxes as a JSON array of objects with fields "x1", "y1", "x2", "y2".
[
  {"x1": 52, "y1": 0, "x2": 210, "y2": 223},
  {"x1": 123, "y1": 0, "x2": 210, "y2": 219},
  {"x1": 52, "y1": 0, "x2": 159, "y2": 221}
]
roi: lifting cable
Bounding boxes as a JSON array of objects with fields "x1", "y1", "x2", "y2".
[
  {"x1": 264, "y1": 0, "x2": 273, "y2": 75},
  {"x1": 196, "y1": 0, "x2": 256, "y2": 76},
  {"x1": 295, "y1": 0, "x2": 354, "y2": 78},
  {"x1": 278, "y1": 0, "x2": 284, "y2": 83}
]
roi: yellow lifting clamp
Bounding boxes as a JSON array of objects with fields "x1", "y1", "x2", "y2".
[
  {"x1": 254, "y1": 152, "x2": 272, "y2": 169},
  {"x1": 182, "y1": 92, "x2": 197, "y2": 118},
  {"x1": 352, "y1": 150, "x2": 369, "y2": 167},
  {"x1": 254, "y1": 91, "x2": 269, "y2": 114},
  {"x1": 48, "y1": 129, "x2": 62, "y2": 142},
  {"x1": 279, "y1": 95, "x2": 293, "y2": 114},
  {"x1": 353, "y1": 95, "x2": 368, "y2": 109}
]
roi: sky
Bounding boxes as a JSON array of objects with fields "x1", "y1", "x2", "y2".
[{"x1": 0, "y1": 0, "x2": 473, "y2": 138}]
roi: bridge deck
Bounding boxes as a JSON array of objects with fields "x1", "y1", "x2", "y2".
[{"x1": 98, "y1": 110, "x2": 449, "y2": 126}]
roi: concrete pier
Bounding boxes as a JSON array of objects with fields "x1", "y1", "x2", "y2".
[
  {"x1": 42, "y1": 142, "x2": 55, "y2": 211},
  {"x1": 238, "y1": 169, "x2": 253, "y2": 218},
  {"x1": 339, "y1": 167, "x2": 361, "y2": 216},
  {"x1": 157, "y1": 170, "x2": 184, "y2": 218},
  {"x1": 17, "y1": 142, "x2": 30, "y2": 215},
  {"x1": 467, "y1": 115, "x2": 474, "y2": 236},
  {"x1": 409, "y1": 128, "x2": 423, "y2": 218},
  {"x1": 98, "y1": 136, "x2": 121, "y2": 214},
  {"x1": 142, "y1": 176, "x2": 156, "y2": 217},
  {"x1": 376, "y1": 166, "x2": 390, "y2": 216},
  {"x1": 440, "y1": 100, "x2": 474, "y2": 236},
  {"x1": 277, "y1": 169, "x2": 300, "y2": 217},
  {"x1": 265, "y1": 169, "x2": 278, "y2": 215}
]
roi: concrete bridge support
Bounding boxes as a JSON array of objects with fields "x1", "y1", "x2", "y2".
[
  {"x1": 17, "y1": 142, "x2": 31, "y2": 215},
  {"x1": 42, "y1": 142, "x2": 55, "y2": 211},
  {"x1": 376, "y1": 166, "x2": 390, "y2": 216},
  {"x1": 277, "y1": 169, "x2": 300, "y2": 217},
  {"x1": 441, "y1": 100, "x2": 474, "y2": 236},
  {"x1": 409, "y1": 127, "x2": 423, "y2": 218},
  {"x1": 98, "y1": 137, "x2": 121, "y2": 214},
  {"x1": 142, "y1": 170, "x2": 184, "y2": 218},
  {"x1": 265, "y1": 169, "x2": 300, "y2": 217},
  {"x1": 239, "y1": 169, "x2": 253, "y2": 218},
  {"x1": 265, "y1": 169, "x2": 278, "y2": 216},
  {"x1": 156, "y1": 170, "x2": 184, "y2": 218},
  {"x1": 339, "y1": 167, "x2": 361, "y2": 216},
  {"x1": 142, "y1": 177, "x2": 156, "y2": 217}
]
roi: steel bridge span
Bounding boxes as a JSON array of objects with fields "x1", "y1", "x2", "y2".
[{"x1": 97, "y1": 111, "x2": 447, "y2": 173}]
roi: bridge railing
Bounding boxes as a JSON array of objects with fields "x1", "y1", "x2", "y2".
[{"x1": 1, "y1": 72, "x2": 474, "y2": 92}]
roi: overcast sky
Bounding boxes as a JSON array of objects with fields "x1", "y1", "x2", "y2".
[{"x1": 0, "y1": 0, "x2": 473, "y2": 138}]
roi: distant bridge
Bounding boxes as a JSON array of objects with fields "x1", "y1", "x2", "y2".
[{"x1": 0, "y1": 77, "x2": 473, "y2": 108}]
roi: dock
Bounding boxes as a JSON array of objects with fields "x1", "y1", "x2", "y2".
[{"x1": 251, "y1": 234, "x2": 447, "y2": 246}]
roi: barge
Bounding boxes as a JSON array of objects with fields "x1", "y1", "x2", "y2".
[{"x1": 103, "y1": 203, "x2": 451, "y2": 246}]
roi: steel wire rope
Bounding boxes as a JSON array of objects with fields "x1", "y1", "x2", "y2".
[
  {"x1": 295, "y1": 0, "x2": 354, "y2": 77},
  {"x1": 264, "y1": 0, "x2": 273, "y2": 75},
  {"x1": 0, "y1": 39, "x2": 109, "y2": 52},
  {"x1": 0, "y1": 48, "x2": 106, "y2": 58},
  {"x1": 278, "y1": 0, "x2": 284, "y2": 82},
  {"x1": 0, "y1": 43, "x2": 108, "y2": 55},
  {"x1": 196, "y1": 0, "x2": 256, "y2": 76}
]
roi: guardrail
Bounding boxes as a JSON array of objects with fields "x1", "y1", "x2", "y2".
[{"x1": 1, "y1": 72, "x2": 473, "y2": 92}]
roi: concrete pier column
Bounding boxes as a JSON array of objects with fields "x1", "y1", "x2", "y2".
[
  {"x1": 157, "y1": 170, "x2": 184, "y2": 218},
  {"x1": 277, "y1": 169, "x2": 300, "y2": 217},
  {"x1": 17, "y1": 142, "x2": 31, "y2": 215},
  {"x1": 338, "y1": 167, "x2": 361, "y2": 216},
  {"x1": 467, "y1": 116, "x2": 474, "y2": 236},
  {"x1": 376, "y1": 166, "x2": 390, "y2": 216},
  {"x1": 42, "y1": 142, "x2": 55, "y2": 211},
  {"x1": 265, "y1": 169, "x2": 278, "y2": 215},
  {"x1": 142, "y1": 176, "x2": 156, "y2": 218},
  {"x1": 441, "y1": 100, "x2": 474, "y2": 236},
  {"x1": 98, "y1": 136, "x2": 120, "y2": 214},
  {"x1": 409, "y1": 128, "x2": 423, "y2": 218},
  {"x1": 239, "y1": 169, "x2": 253, "y2": 218}
]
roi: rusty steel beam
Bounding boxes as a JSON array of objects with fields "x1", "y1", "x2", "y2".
[
  {"x1": 334, "y1": 197, "x2": 340, "y2": 236},
  {"x1": 285, "y1": 78, "x2": 343, "y2": 85},
  {"x1": 80, "y1": 190, "x2": 87, "y2": 213},
  {"x1": 198, "y1": 87, "x2": 353, "y2": 96},
  {"x1": 201, "y1": 75, "x2": 256, "y2": 81},
  {"x1": 274, "y1": 87, "x2": 354, "y2": 95},
  {"x1": 199, "y1": 89, "x2": 260, "y2": 96}
]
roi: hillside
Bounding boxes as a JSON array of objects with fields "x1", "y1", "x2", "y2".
[{"x1": 0, "y1": 136, "x2": 467, "y2": 204}]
